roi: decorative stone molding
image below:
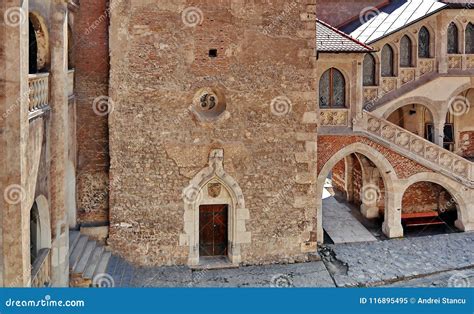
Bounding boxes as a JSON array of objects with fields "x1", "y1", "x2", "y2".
[
  {"x1": 466, "y1": 55, "x2": 474, "y2": 69},
  {"x1": 418, "y1": 59, "x2": 434, "y2": 75},
  {"x1": 180, "y1": 149, "x2": 251, "y2": 266},
  {"x1": 320, "y1": 109, "x2": 349, "y2": 126},
  {"x1": 363, "y1": 112, "x2": 473, "y2": 184},
  {"x1": 400, "y1": 68, "x2": 415, "y2": 85},
  {"x1": 448, "y1": 55, "x2": 462, "y2": 69},
  {"x1": 381, "y1": 77, "x2": 397, "y2": 93},
  {"x1": 363, "y1": 87, "x2": 379, "y2": 105}
]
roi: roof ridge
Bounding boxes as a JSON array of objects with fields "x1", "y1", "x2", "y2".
[{"x1": 317, "y1": 19, "x2": 374, "y2": 52}]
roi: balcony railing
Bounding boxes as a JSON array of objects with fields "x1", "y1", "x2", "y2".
[
  {"x1": 31, "y1": 248, "x2": 51, "y2": 287},
  {"x1": 67, "y1": 69, "x2": 75, "y2": 98},
  {"x1": 28, "y1": 73, "x2": 49, "y2": 112}
]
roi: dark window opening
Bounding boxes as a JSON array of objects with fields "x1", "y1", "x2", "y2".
[
  {"x1": 319, "y1": 68, "x2": 346, "y2": 108},
  {"x1": 447, "y1": 22, "x2": 459, "y2": 54},
  {"x1": 418, "y1": 26, "x2": 431, "y2": 58},
  {"x1": 363, "y1": 54, "x2": 376, "y2": 86},
  {"x1": 466, "y1": 23, "x2": 474, "y2": 54},
  {"x1": 400, "y1": 35, "x2": 413, "y2": 67},
  {"x1": 209, "y1": 49, "x2": 218, "y2": 58},
  {"x1": 381, "y1": 44, "x2": 395, "y2": 77}
]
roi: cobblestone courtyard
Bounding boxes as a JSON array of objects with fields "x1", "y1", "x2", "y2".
[{"x1": 105, "y1": 232, "x2": 474, "y2": 288}]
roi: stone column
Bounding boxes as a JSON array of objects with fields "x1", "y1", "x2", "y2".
[
  {"x1": 0, "y1": 0, "x2": 30, "y2": 287},
  {"x1": 433, "y1": 121, "x2": 445, "y2": 147},
  {"x1": 49, "y1": 0, "x2": 69, "y2": 287},
  {"x1": 344, "y1": 157, "x2": 354, "y2": 202},
  {"x1": 437, "y1": 14, "x2": 448, "y2": 74},
  {"x1": 360, "y1": 167, "x2": 380, "y2": 219},
  {"x1": 382, "y1": 181, "x2": 404, "y2": 238},
  {"x1": 455, "y1": 188, "x2": 474, "y2": 232}
]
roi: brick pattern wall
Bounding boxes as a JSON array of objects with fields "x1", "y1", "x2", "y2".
[
  {"x1": 318, "y1": 135, "x2": 432, "y2": 179},
  {"x1": 352, "y1": 155, "x2": 363, "y2": 206},
  {"x1": 108, "y1": 0, "x2": 317, "y2": 266},
  {"x1": 317, "y1": 0, "x2": 388, "y2": 27},
  {"x1": 460, "y1": 131, "x2": 474, "y2": 158},
  {"x1": 74, "y1": 0, "x2": 110, "y2": 226},
  {"x1": 402, "y1": 182, "x2": 453, "y2": 213},
  {"x1": 332, "y1": 159, "x2": 345, "y2": 193}
]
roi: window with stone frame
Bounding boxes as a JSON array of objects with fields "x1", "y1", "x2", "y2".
[
  {"x1": 319, "y1": 68, "x2": 346, "y2": 108},
  {"x1": 466, "y1": 23, "x2": 474, "y2": 54},
  {"x1": 447, "y1": 22, "x2": 459, "y2": 54},
  {"x1": 381, "y1": 44, "x2": 395, "y2": 77},
  {"x1": 400, "y1": 35, "x2": 413, "y2": 67},
  {"x1": 418, "y1": 26, "x2": 431, "y2": 58},
  {"x1": 363, "y1": 54, "x2": 376, "y2": 86}
]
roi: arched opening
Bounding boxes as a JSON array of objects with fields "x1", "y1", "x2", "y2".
[
  {"x1": 400, "y1": 35, "x2": 413, "y2": 67},
  {"x1": 447, "y1": 22, "x2": 459, "y2": 54},
  {"x1": 363, "y1": 54, "x2": 376, "y2": 86},
  {"x1": 381, "y1": 44, "x2": 395, "y2": 77},
  {"x1": 401, "y1": 181, "x2": 460, "y2": 236},
  {"x1": 465, "y1": 23, "x2": 474, "y2": 54},
  {"x1": 418, "y1": 26, "x2": 431, "y2": 58},
  {"x1": 387, "y1": 103, "x2": 435, "y2": 140},
  {"x1": 316, "y1": 143, "x2": 402, "y2": 244},
  {"x1": 28, "y1": 13, "x2": 49, "y2": 74},
  {"x1": 322, "y1": 153, "x2": 384, "y2": 244},
  {"x1": 319, "y1": 68, "x2": 346, "y2": 108}
]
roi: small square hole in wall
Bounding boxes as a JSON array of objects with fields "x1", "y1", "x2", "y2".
[{"x1": 209, "y1": 49, "x2": 218, "y2": 58}]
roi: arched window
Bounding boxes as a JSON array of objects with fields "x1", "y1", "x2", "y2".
[
  {"x1": 466, "y1": 23, "x2": 474, "y2": 54},
  {"x1": 319, "y1": 68, "x2": 345, "y2": 108},
  {"x1": 400, "y1": 35, "x2": 412, "y2": 67},
  {"x1": 418, "y1": 26, "x2": 431, "y2": 58},
  {"x1": 447, "y1": 22, "x2": 459, "y2": 54},
  {"x1": 381, "y1": 45, "x2": 394, "y2": 77},
  {"x1": 363, "y1": 54, "x2": 376, "y2": 86}
]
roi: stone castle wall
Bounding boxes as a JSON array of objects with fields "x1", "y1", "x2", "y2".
[{"x1": 107, "y1": 0, "x2": 318, "y2": 266}]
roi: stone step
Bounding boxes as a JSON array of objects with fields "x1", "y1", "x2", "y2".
[
  {"x1": 93, "y1": 251, "x2": 112, "y2": 279},
  {"x1": 73, "y1": 240, "x2": 97, "y2": 274},
  {"x1": 68, "y1": 231, "x2": 81, "y2": 255},
  {"x1": 69, "y1": 235, "x2": 88, "y2": 270},
  {"x1": 83, "y1": 246, "x2": 104, "y2": 280}
]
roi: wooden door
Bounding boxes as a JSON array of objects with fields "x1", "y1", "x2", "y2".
[{"x1": 199, "y1": 205, "x2": 228, "y2": 257}]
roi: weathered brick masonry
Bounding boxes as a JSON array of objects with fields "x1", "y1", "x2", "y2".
[
  {"x1": 107, "y1": 1, "x2": 318, "y2": 266},
  {"x1": 74, "y1": 0, "x2": 110, "y2": 226}
]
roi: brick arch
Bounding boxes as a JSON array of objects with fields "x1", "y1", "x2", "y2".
[
  {"x1": 316, "y1": 142, "x2": 402, "y2": 242},
  {"x1": 401, "y1": 172, "x2": 472, "y2": 232}
]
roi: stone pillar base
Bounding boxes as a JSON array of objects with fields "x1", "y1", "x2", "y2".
[
  {"x1": 455, "y1": 220, "x2": 474, "y2": 232},
  {"x1": 382, "y1": 222, "x2": 404, "y2": 238},
  {"x1": 361, "y1": 204, "x2": 379, "y2": 219}
]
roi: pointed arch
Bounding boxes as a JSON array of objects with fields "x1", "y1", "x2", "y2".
[
  {"x1": 448, "y1": 22, "x2": 459, "y2": 54},
  {"x1": 363, "y1": 54, "x2": 376, "y2": 86},
  {"x1": 465, "y1": 23, "x2": 474, "y2": 54},
  {"x1": 418, "y1": 26, "x2": 431, "y2": 58},
  {"x1": 180, "y1": 149, "x2": 250, "y2": 266},
  {"x1": 381, "y1": 44, "x2": 395, "y2": 77},
  {"x1": 400, "y1": 35, "x2": 413, "y2": 67}
]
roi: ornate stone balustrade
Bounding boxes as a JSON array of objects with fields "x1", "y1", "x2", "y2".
[
  {"x1": 465, "y1": 55, "x2": 474, "y2": 69},
  {"x1": 31, "y1": 248, "x2": 51, "y2": 287},
  {"x1": 28, "y1": 73, "x2": 49, "y2": 112},
  {"x1": 320, "y1": 109, "x2": 349, "y2": 126},
  {"x1": 363, "y1": 87, "x2": 379, "y2": 106},
  {"x1": 361, "y1": 111, "x2": 473, "y2": 183},
  {"x1": 67, "y1": 69, "x2": 75, "y2": 98},
  {"x1": 381, "y1": 77, "x2": 397, "y2": 94}
]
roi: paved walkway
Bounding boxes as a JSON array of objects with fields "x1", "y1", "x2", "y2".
[
  {"x1": 325, "y1": 232, "x2": 474, "y2": 287},
  {"x1": 322, "y1": 194, "x2": 378, "y2": 244}
]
